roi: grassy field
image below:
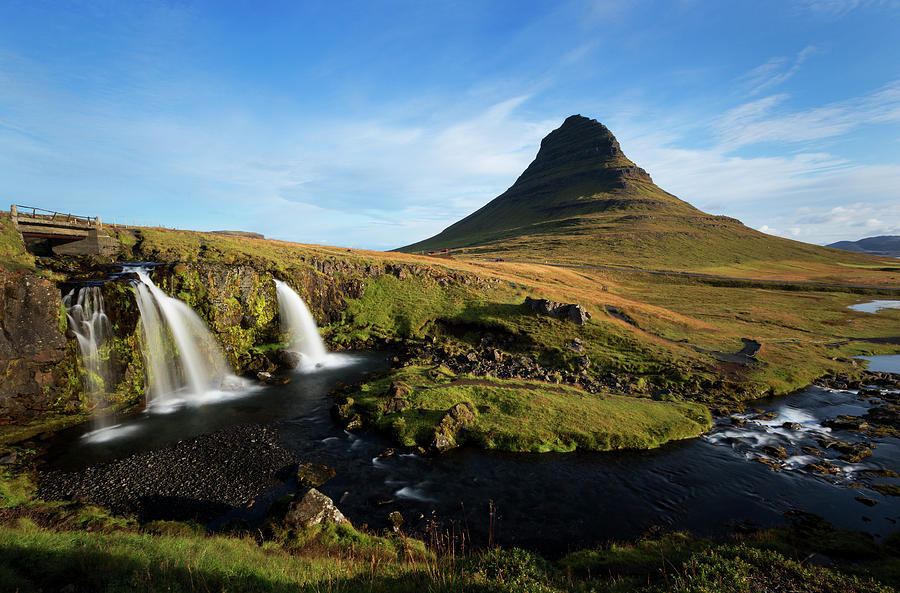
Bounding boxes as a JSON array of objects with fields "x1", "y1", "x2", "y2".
[{"x1": 2, "y1": 212, "x2": 899, "y2": 447}]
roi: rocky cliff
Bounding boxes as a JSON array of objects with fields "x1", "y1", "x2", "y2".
[{"x1": 0, "y1": 270, "x2": 69, "y2": 423}]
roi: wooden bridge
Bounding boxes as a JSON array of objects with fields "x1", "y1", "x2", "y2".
[{"x1": 10, "y1": 205, "x2": 120, "y2": 256}]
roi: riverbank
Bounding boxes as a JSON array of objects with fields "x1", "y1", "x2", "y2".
[{"x1": 2, "y1": 466, "x2": 898, "y2": 592}]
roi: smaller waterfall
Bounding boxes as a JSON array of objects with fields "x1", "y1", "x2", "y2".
[
  {"x1": 63, "y1": 286, "x2": 112, "y2": 425},
  {"x1": 128, "y1": 266, "x2": 247, "y2": 410},
  {"x1": 274, "y1": 280, "x2": 329, "y2": 367}
]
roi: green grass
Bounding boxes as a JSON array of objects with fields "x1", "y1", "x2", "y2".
[
  {"x1": 347, "y1": 366, "x2": 711, "y2": 452},
  {"x1": 0, "y1": 215, "x2": 36, "y2": 272},
  {"x1": 1, "y1": 470, "x2": 897, "y2": 592}
]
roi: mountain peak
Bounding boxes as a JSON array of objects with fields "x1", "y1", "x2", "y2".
[
  {"x1": 512, "y1": 115, "x2": 652, "y2": 192},
  {"x1": 399, "y1": 114, "x2": 702, "y2": 255}
]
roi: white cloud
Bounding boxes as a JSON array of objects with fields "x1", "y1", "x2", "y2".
[
  {"x1": 714, "y1": 81, "x2": 900, "y2": 150},
  {"x1": 739, "y1": 46, "x2": 819, "y2": 95}
]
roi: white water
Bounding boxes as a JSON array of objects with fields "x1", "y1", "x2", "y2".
[
  {"x1": 129, "y1": 267, "x2": 249, "y2": 411},
  {"x1": 848, "y1": 300, "x2": 900, "y2": 313},
  {"x1": 63, "y1": 286, "x2": 112, "y2": 425},
  {"x1": 274, "y1": 279, "x2": 329, "y2": 369}
]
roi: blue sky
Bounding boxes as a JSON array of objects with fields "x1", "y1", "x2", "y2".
[{"x1": 1, "y1": 0, "x2": 898, "y2": 250}]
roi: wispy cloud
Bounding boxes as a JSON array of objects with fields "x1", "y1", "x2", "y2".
[
  {"x1": 714, "y1": 80, "x2": 900, "y2": 149},
  {"x1": 794, "y1": 0, "x2": 899, "y2": 17},
  {"x1": 738, "y1": 46, "x2": 819, "y2": 95}
]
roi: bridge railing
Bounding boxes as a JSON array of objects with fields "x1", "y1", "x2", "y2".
[{"x1": 10, "y1": 204, "x2": 99, "y2": 227}]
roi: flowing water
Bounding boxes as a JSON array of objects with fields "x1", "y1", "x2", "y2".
[
  {"x1": 62, "y1": 286, "x2": 112, "y2": 427},
  {"x1": 274, "y1": 279, "x2": 329, "y2": 368},
  {"x1": 43, "y1": 354, "x2": 900, "y2": 555},
  {"x1": 128, "y1": 266, "x2": 250, "y2": 413}
]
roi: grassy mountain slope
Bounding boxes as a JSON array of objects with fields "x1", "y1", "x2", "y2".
[{"x1": 397, "y1": 116, "x2": 892, "y2": 277}]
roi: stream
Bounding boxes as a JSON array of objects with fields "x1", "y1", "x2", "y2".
[{"x1": 41, "y1": 353, "x2": 900, "y2": 555}]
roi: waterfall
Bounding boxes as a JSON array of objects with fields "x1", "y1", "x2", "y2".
[
  {"x1": 63, "y1": 286, "x2": 112, "y2": 424},
  {"x1": 128, "y1": 266, "x2": 245, "y2": 409},
  {"x1": 274, "y1": 279, "x2": 328, "y2": 367}
]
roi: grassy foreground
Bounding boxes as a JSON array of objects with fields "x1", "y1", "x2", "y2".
[{"x1": 1, "y1": 469, "x2": 897, "y2": 593}]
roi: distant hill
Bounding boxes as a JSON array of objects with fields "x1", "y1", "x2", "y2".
[
  {"x1": 398, "y1": 115, "x2": 884, "y2": 273},
  {"x1": 828, "y1": 236, "x2": 900, "y2": 258}
]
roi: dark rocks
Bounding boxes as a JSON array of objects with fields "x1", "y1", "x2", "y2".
[
  {"x1": 432, "y1": 402, "x2": 477, "y2": 452},
  {"x1": 823, "y1": 415, "x2": 870, "y2": 431},
  {"x1": 816, "y1": 438, "x2": 874, "y2": 463},
  {"x1": 805, "y1": 461, "x2": 841, "y2": 475},
  {"x1": 781, "y1": 422, "x2": 802, "y2": 430},
  {"x1": 762, "y1": 446, "x2": 788, "y2": 459},
  {"x1": 272, "y1": 488, "x2": 348, "y2": 529},
  {"x1": 256, "y1": 371, "x2": 291, "y2": 386},
  {"x1": 864, "y1": 403, "x2": 900, "y2": 430},
  {"x1": 872, "y1": 484, "x2": 900, "y2": 497},
  {"x1": 331, "y1": 396, "x2": 362, "y2": 430},
  {"x1": 763, "y1": 445, "x2": 788, "y2": 459},
  {"x1": 296, "y1": 462, "x2": 336, "y2": 489},
  {"x1": 277, "y1": 349, "x2": 303, "y2": 369},
  {"x1": 524, "y1": 297, "x2": 592, "y2": 326},
  {"x1": 37, "y1": 424, "x2": 295, "y2": 522},
  {"x1": 756, "y1": 457, "x2": 784, "y2": 471},
  {"x1": 855, "y1": 496, "x2": 878, "y2": 507}
]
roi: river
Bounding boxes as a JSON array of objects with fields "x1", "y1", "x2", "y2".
[{"x1": 41, "y1": 352, "x2": 900, "y2": 555}]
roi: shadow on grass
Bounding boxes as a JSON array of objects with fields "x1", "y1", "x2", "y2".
[{"x1": 0, "y1": 539, "x2": 506, "y2": 593}]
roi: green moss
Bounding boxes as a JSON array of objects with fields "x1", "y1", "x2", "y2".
[{"x1": 349, "y1": 365, "x2": 711, "y2": 453}]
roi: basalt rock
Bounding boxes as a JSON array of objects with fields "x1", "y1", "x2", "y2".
[
  {"x1": 525, "y1": 297, "x2": 591, "y2": 326},
  {"x1": 271, "y1": 488, "x2": 348, "y2": 529},
  {"x1": 0, "y1": 270, "x2": 69, "y2": 423}
]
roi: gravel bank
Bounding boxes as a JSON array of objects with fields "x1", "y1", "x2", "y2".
[{"x1": 38, "y1": 424, "x2": 296, "y2": 522}]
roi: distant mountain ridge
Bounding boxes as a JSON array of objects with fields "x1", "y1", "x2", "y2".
[
  {"x1": 398, "y1": 115, "x2": 885, "y2": 273},
  {"x1": 828, "y1": 236, "x2": 900, "y2": 258}
]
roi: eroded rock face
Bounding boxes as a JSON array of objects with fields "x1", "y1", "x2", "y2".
[
  {"x1": 0, "y1": 271, "x2": 68, "y2": 423},
  {"x1": 524, "y1": 297, "x2": 591, "y2": 326}
]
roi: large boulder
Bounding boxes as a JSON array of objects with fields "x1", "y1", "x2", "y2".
[
  {"x1": 524, "y1": 297, "x2": 591, "y2": 326},
  {"x1": 270, "y1": 488, "x2": 349, "y2": 529},
  {"x1": 277, "y1": 349, "x2": 303, "y2": 369}
]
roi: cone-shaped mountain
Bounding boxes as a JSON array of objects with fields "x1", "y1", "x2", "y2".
[{"x1": 399, "y1": 115, "x2": 868, "y2": 271}]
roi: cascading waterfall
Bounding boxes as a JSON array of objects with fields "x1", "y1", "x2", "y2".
[
  {"x1": 63, "y1": 286, "x2": 112, "y2": 425},
  {"x1": 274, "y1": 279, "x2": 328, "y2": 367},
  {"x1": 128, "y1": 266, "x2": 245, "y2": 409}
]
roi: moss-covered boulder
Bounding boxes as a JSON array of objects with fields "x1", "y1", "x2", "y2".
[{"x1": 431, "y1": 401, "x2": 477, "y2": 452}]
